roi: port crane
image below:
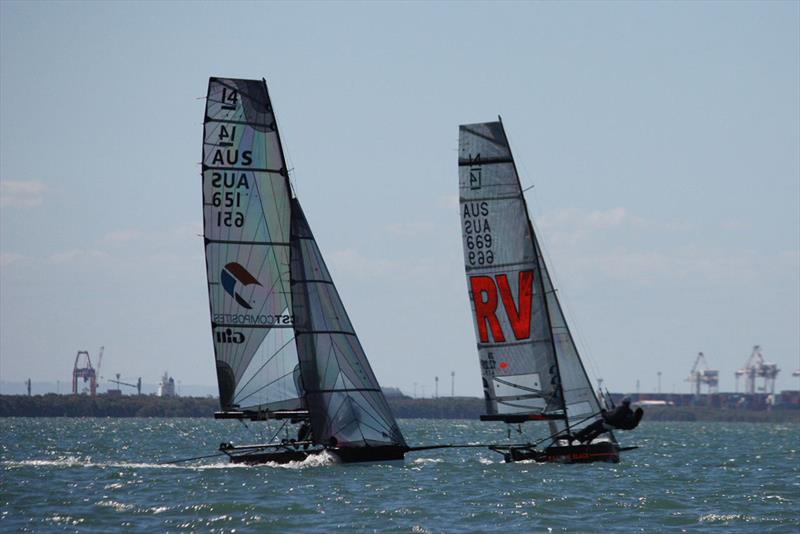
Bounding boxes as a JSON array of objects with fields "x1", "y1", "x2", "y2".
[
  {"x1": 72, "y1": 350, "x2": 97, "y2": 396},
  {"x1": 109, "y1": 373, "x2": 142, "y2": 395},
  {"x1": 686, "y1": 352, "x2": 719, "y2": 395},
  {"x1": 735, "y1": 345, "x2": 779, "y2": 395}
]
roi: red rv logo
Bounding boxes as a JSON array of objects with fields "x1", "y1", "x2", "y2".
[{"x1": 470, "y1": 271, "x2": 534, "y2": 343}]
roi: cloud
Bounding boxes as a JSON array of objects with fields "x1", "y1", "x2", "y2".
[
  {"x1": 102, "y1": 229, "x2": 143, "y2": 246},
  {"x1": 48, "y1": 248, "x2": 109, "y2": 265},
  {"x1": 385, "y1": 221, "x2": 435, "y2": 238},
  {"x1": 0, "y1": 253, "x2": 28, "y2": 268},
  {"x1": 327, "y1": 248, "x2": 449, "y2": 281},
  {"x1": 0, "y1": 180, "x2": 48, "y2": 208},
  {"x1": 530, "y1": 207, "x2": 796, "y2": 287},
  {"x1": 537, "y1": 207, "x2": 690, "y2": 246}
]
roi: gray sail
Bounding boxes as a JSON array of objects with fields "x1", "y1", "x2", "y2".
[
  {"x1": 202, "y1": 78, "x2": 302, "y2": 413},
  {"x1": 290, "y1": 198, "x2": 407, "y2": 449},
  {"x1": 459, "y1": 120, "x2": 601, "y2": 429},
  {"x1": 536, "y1": 237, "x2": 603, "y2": 422}
]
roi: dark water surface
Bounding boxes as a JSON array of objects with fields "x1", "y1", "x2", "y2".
[{"x1": 1, "y1": 418, "x2": 798, "y2": 532}]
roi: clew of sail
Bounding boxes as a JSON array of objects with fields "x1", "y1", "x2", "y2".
[
  {"x1": 290, "y1": 199, "x2": 407, "y2": 449},
  {"x1": 202, "y1": 78, "x2": 303, "y2": 413}
]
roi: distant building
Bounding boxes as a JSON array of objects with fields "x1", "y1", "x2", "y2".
[{"x1": 157, "y1": 372, "x2": 176, "y2": 397}]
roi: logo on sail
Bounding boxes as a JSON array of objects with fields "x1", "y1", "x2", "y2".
[
  {"x1": 470, "y1": 270, "x2": 534, "y2": 343},
  {"x1": 221, "y1": 262, "x2": 261, "y2": 309},
  {"x1": 216, "y1": 328, "x2": 245, "y2": 344}
]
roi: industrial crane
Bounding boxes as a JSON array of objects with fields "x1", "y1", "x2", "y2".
[
  {"x1": 686, "y1": 352, "x2": 719, "y2": 395},
  {"x1": 109, "y1": 373, "x2": 142, "y2": 395},
  {"x1": 735, "y1": 345, "x2": 779, "y2": 395},
  {"x1": 72, "y1": 350, "x2": 97, "y2": 396}
]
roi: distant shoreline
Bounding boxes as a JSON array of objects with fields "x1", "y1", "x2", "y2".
[{"x1": 1, "y1": 394, "x2": 799, "y2": 423}]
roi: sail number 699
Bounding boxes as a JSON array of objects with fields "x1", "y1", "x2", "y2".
[{"x1": 466, "y1": 234, "x2": 492, "y2": 250}]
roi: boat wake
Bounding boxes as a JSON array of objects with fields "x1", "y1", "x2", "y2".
[
  {"x1": 410, "y1": 457, "x2": 444, "y2": 465},
  {"x1": 262, "y1": 450, "x2": 336, "y2": 469},
  {"x1": 2, "y1": 457, "x2": 247, "y2": 471}
]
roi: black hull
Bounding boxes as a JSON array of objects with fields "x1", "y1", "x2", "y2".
[
  {"x1": 228, "y1": 448, "x2": 320, "y2": 465},
  {"x1": 494, "y1": 441, "x2": 620, "y2": 464},
  {"x1": 226, "y1": 445, "x2": 407, "y2": 465}
]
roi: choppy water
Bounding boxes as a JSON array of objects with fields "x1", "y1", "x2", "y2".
[{"x1": 1, "y1": 418, "x2": 798, "y2": 532}]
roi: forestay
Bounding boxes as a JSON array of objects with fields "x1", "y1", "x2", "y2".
[
  {"x1": 202, "y1": 78, "x2": 303, "y2": 413},
  {"x1": 290, "y1": 199, "x2": 407, "y2": 449},
  {"x1": 459, "y1": 120, "x2": 602, "y2": 428}
]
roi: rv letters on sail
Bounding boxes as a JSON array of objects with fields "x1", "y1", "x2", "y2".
[{"x1": 470, "y1": 271, "x2": 534, "y2": 344}]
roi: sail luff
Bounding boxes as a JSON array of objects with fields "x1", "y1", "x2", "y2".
[{"x1": 260, "y1": 78, "x2": 293, "y2": 199}]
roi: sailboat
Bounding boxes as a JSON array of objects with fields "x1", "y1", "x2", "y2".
[
  {"x1": 202, "y1": 77, "x2": 407, "y2": 464},
  {"x1": 458, "y1": 119, "x2": 634, "y2": 463}
]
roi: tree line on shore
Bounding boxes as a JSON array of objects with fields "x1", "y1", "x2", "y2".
[{"x1": 1, "y1": 394, "x2": 798, "y2": 422}]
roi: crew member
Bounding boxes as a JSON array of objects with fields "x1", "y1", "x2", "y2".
[
  {"x1": 297, "y1": 421, "x2": 312, "y2": 450},
  {"x1": 573, "y1": 397, "x2": 643, "y2": 444}
]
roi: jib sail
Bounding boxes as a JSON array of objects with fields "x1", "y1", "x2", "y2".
[
  {"x1": 202, "y1": 78, "x2": 303, "y2": 413},
  {"x1": 459, "y1": 120, "x2": 602, "y2": 427},
  {"x1": 290, "y1": 198, "x2": 407, "y2": 449}
]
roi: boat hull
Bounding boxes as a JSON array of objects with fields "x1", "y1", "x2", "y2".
[
  {"x1": 227, "y1": 448, "x2": 320, "y2": 465},
  {"x1": 494, "y1": 441, "x2": 620, "y2": 464},
  {"x1": 226, "y1": 445, "x2": 407, "y2": 465}
]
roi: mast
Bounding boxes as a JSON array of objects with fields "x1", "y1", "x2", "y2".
[
  {"x1": 262, "y1": 78, "x2": 293, "y2": 198},
  {"x1": 496, "y1": 117, "x2": 570, "y2": 433}
]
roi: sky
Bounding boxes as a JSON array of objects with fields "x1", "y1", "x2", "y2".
[{"x1": 1, "y1": 1, "x2": 798, "y2": 398}]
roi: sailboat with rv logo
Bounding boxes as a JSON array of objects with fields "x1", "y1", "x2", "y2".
[{"x1": 459, "y1": 119, "x2": 638, "y2": 463}]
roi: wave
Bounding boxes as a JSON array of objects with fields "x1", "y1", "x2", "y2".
[{"x1": 2, "y1": 456, "x2": 248, "y2": 471}]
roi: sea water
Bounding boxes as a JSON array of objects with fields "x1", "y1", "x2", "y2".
[{"x1": 1, "y1": 418, "x2": 798, "y2": 532}]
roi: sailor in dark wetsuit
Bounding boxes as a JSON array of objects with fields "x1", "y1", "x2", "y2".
[
  {"x1": 573, "y1": 397, "x2": 643, "y2": 444},
  {"x1": 297, "y1": 422, "x2": 312, "y2": 450}
]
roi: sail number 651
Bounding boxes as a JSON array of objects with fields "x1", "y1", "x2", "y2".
[{"x1": 216, "y1": 211, "x2": 244, "y2": 227}]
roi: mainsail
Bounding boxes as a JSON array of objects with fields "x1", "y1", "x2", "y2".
[
  {"x1": 202, "y1": 77, "x2": 406, "y2": 457},
  {"x1": 290, "y1": 198, "x2": 407, "y2": 449},
  {"x1": 458, "y1": 120, "x2": 604, "y2": 435},
  {"x1": 202, "y1": 78, "x2": 302, "y2": 413}
]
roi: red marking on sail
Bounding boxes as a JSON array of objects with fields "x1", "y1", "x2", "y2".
[
  {"x1": 470, "y1": 276, "x2": 505, "y2": 343},
  {"x1": 499, "y1": 361, "x2": 509, "y2": 370},
  {"x1": 470, "y1": 271, "x2": 535, "y2": 343},
  {"x1": 497, "y1": 271, "x2": 534, "y2": 340}
]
